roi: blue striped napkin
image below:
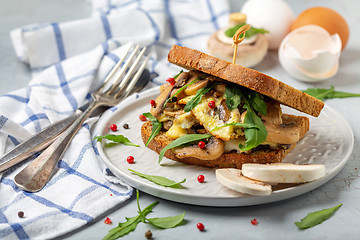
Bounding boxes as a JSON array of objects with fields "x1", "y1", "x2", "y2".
[{"x1": 0, "y1": 0, "x2": 229, "y2": 239}]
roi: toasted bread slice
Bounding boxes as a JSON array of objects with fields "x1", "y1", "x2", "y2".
[
  {"x1": 168, "y1": 45, "x2": 324, "y2": 117},
  {"x1": 141, "y1": 114, "x2": 309, "y2": 169}
]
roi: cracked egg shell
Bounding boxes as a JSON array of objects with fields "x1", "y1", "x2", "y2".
[{"x1": 278, "y1": 25, "x2": 342, "y2": 82}]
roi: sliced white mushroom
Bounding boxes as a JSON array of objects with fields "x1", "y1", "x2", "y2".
[
  {"x1": 184, "y1": 78, "x2": 209, "y2": 96},
  {"x1": 174, "y1": 137, "x2": 224, "y2": 160},
  {"x1": 215, "y1": 168, "x2": 272, "y2": 196},
  {"x1": 242, "y1": 163, "x2": 326, "y2": 183}
]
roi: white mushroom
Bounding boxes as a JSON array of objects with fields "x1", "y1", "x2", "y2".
[{"x1": 173, "y1": 137, "x2": 225, "y2": 160}]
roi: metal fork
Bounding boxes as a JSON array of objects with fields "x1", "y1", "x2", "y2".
[{"x1": 14, "y1": 44, "x2": 150, "y2": 192}]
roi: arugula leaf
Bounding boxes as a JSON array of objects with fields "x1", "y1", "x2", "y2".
[
  {"x1": 225, "y1": 23, "x2": 269, "y2": 39},
  {"x1": 225, "y1": 85, "x2": 243, "y2": 110},
  {"x1": 240, "y1": 100, "x2": 267, "y2": 151},
  {"x1": 295, "y1": 204, "x2": 342, "y2": 229},
  {"x1": 93, "y1": 134, "x2": 139, "y2": 147},
  {"x1": 224, "y1": 85, "x2": 267, "y2": 151},
  {"x1": 162, "y1": 78, "x2": 198, "y2": 109},
  {"x1": 247, "y1": 92, "x2": 267, "y2": 116},
  {"x1": 211, "y1": 122, "x2": 260, "y2": 132},
  {"x1": 173, "y1": 70, "x2": 184, "y2": 80},
  {"x1": 104, "y1": 190, "x2": 186, "y2": 239},
  {"x1": 128, "y1": 169, "x2": 186, "y2": 188},
  {"x1": 142, "y1": 112, "x2": 162, "y2": 147},
  {"x1": 103, "y1": 192, "x2": 158, "y2": 240},
  {"x1": 103, "y1": 215, "x2": 141, "y2": 240},
  {"x1": 137, "y1": 200, "x2": 159, "y2": 223},
  {"x1": 147, "y1": 212, "x2": 185, "y2": 229},
  {"x1": 184, "y1": 84, "x2": 213, "y2": 112},
  {"x1": 303, "y1": 86, "x2": 360, "y2": 101},
  {"x1": 158, "y1": 134, "x2": 212, "y2": 164},
  {"x1": 142, "y1": 112, "x2": 157, "y2": 122}
]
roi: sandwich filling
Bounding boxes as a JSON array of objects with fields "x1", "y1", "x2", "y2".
[{"x1": 150, "y1": 70, "x2": 304, "y2": 160}]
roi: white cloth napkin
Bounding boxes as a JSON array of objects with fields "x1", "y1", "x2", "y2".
[{"x1": 0, "y1": 0, "x2": 229, "y2": 239}]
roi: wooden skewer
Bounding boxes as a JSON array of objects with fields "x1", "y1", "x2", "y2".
[{"x1": 232, "y1": 24, "x2": 251, "y2": 64}]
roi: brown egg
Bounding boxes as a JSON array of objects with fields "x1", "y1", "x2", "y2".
[{"x1": 291, "y1": 7, "x2": 349, "y2": 50}]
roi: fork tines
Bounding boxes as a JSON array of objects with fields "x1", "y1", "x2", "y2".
[{"x1": 99, "y1": 43, "x2": 150, "y2": 98}]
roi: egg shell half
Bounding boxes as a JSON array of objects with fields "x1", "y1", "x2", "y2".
[
  {"x1": 291, "y1": 7, "x2": 350, "y2": 50},
  {"x1": 278, "y1": 25, "x2": 342, "y2": 82}
]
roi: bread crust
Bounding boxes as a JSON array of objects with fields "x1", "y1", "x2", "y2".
[
  {"x1": 141, "y1": 114, "x2": 309, "y2": 169},
  {"x1": 168, "y1": 45, "x2": 324, "y2": 117}
]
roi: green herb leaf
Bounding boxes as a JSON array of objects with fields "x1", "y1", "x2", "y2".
[
  {"x1": 104, "y1": 190, "x2": 185, "y2": 239},
  {"x1": 247, "y1": 92, "x2": 267, "y2": 116},
  {"x1": 295, "y1": 204, "x2": 342, "y2": 229},
  {"x1": 103, "y1": 215, "x2": 142, "y2": 240},
  {"x1": 93, "y1": 134, "x2": 139, "y2": 147},
  {"x1": 142, "y1": 112, "x2": 157, "y2": 122},
  {"x1": 103, "y1": 191, "x2": 159, "y2": 240},
  {"x1": 142, "y1": 112, "x2": 162, "y2": 147},
  {"x1": 211, "y1": 122, "x2": 260, "y2": 132},
  {"x1": 158, "y1": 134, "x2": 212, "y2": 164},
  {"x1": 240, "y1": 100, "x2": 267, "y2": 151},
  {"x1": 129, "y1": 169, "x2": 186, "y2": 188},
  {"x1": 139, "y1": 201, "x2": 159, "y2": 222},
  {"x1": 303, "y1": 86, "x2": 360, "y2": 101},
  {"x1": 147, "y1": 212, "x2": 185, "y2": 229},
  {"x1": 173, "y1": 70, "x2": 184, "y2": 80},
  {"x1": 225, "y1": 85, "x2": 267, "y2": 151},
  {"x1": 162, "y1": 78, "x2": 198, "y2": 109},
  {"x1": 225, "y1": 23, "x2": 269, "y2": 39},
  {"x1": 184, "y1": 84, "x2": 212, "y2": 112},
  {"x1": 225, "y1": 84, "x2": 243, "y2": 110}
]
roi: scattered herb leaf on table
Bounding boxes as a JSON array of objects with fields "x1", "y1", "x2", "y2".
[
  {"x1": 295, "y1": 204, "x2": 342, "y2": 229},
  {"x1": 303, "y1": 86, "x2": 360, "y2": 101},
  {"x1": 103, "y1": 190, "x2": 185, "y2": 239}
]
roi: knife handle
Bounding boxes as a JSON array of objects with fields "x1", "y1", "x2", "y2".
[{"x1": 0, "y1": 111, "x2": 81, "y2": 173}]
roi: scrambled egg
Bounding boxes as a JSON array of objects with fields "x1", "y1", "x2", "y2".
[
  {"x1": 192, "y1": 95, "x2": 241, "y2": 141},
  {"x1": 166, "y1": 112, "x2": 197, "y2": 139},
  {"x1": 166, "y1": 93, "x2": 243, "y2": 141}
]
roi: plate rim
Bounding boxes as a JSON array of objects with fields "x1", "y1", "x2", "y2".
[{"x1": 94, "y1": 87, "x2": 354, "y2": 207}]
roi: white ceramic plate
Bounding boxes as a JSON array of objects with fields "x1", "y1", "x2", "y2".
[{"x1": 94, "y1": 87, "x2": 354, "y2": 207}]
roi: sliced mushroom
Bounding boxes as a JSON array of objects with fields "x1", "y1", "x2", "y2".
[
  {"x1": 218, "y1": 99, "x2": 231, "y2": 122},
  {"x1": 163, "y1": 109, "x2": 184, "y2": 117},
  {"x1": 240, "y1": 104, "x2": 300, "y2": 144},
  {"x1": 260, "y1": 101, "x2": 301, "y2": 144},
  {"x1": 175, "y1": 72, "x2": 191, "y2": 87},
  {"x1": 163, "y1": 120, "x2": 173, "y2": 131},
  {"x1": 184, "y1": 78, "x2": 209, "y2": 95},
  {"x1": 265, "y1": 122, "x2": 301, "y2": 144},
  {"x1": 160, "y1": 83, "x2": 169, "y2": 92},
  {"x1": 213, "y1": 84, "x2": 226, "y2": 98},
  {"x1": 261, "y1": 101, "x2": 282, "y2": 125},
  {"x1": 173, "y1": 137, "x2": 225, "y2": 160},
  {"x1": 240, "y1": 110, "x2": 247, "y2": 123},
  {"x1": 151, "y1": 84, "x2": 173, "y2": 117},
  {"x1": 151, "y1": 72, "x2": 190, "y2": 117}
]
